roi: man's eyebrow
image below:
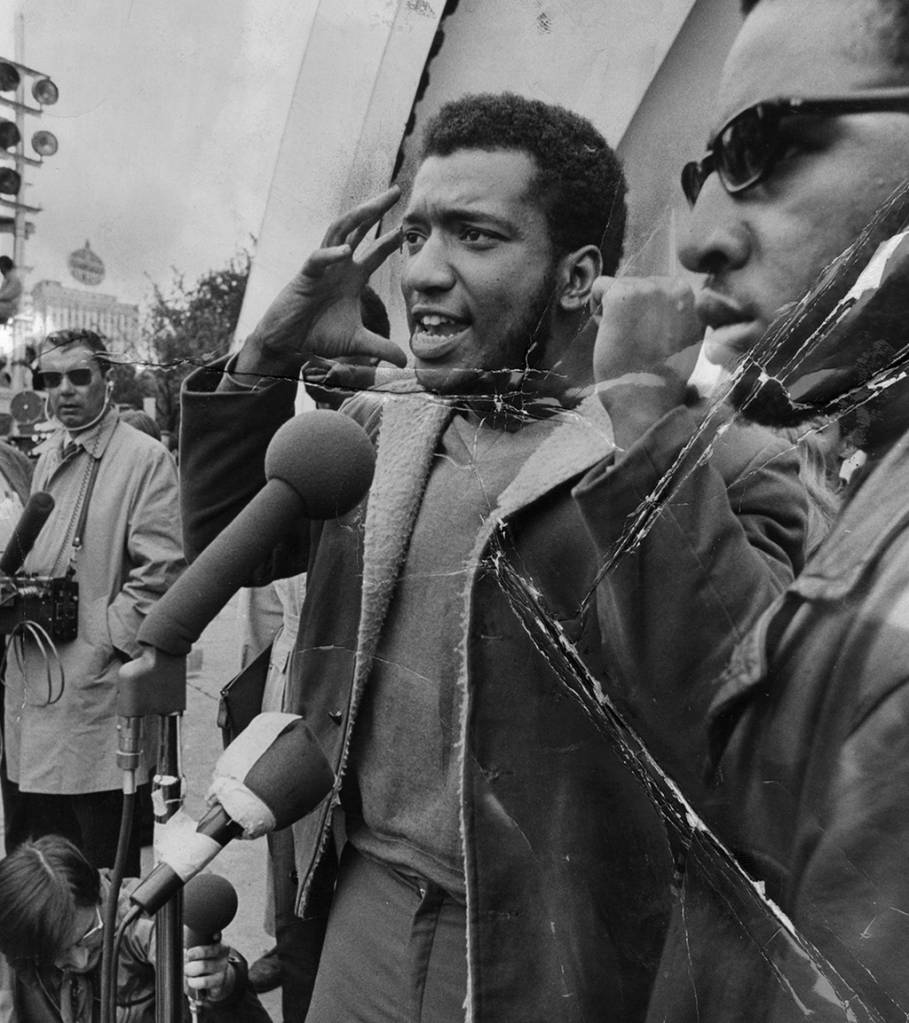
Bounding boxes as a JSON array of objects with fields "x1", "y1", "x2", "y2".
[{"x1": 402, "y1": 206, "x2": 516, "y2": 231}]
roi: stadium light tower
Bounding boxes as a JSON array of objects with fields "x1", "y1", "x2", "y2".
[{"x1": 0, "y1": 33, "x2": 59, "y2": 269}]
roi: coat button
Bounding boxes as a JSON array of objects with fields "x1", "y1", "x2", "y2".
[{"x1": 328, "y1": 709, "x2": 343, "y2": 725}]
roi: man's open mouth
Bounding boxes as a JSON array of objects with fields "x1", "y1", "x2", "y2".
[{"x1": 410, "y1": 313, "x2": 470, "y2": 360}]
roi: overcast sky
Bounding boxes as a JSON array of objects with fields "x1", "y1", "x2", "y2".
[{"x1": 0, "y1": 0, "x2": 317, "y2": 309}]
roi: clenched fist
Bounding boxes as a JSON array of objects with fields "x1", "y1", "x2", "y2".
[{"x1": 590, "y1": 276, "x2": 702, "y2": 385}]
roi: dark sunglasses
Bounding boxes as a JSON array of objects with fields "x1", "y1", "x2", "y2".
[
  {"x1": 35, "y1": 368, "x2": 94, "y2": 389},
  {"x1": 681, "y1": 87, "x2": 909, "y2": 205}
]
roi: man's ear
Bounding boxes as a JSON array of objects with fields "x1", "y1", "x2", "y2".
[{"x1": 555, "y1": 244, "x2": 602, "y2": 312}]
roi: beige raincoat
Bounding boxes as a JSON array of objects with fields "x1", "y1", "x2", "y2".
[{"x1": 4, "y1": 410, "x2": 184, "y2": 793}]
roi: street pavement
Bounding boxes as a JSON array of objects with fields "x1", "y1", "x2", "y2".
[{"x1": 0, "y1": 594, "x2": 283, "y2": 1021}]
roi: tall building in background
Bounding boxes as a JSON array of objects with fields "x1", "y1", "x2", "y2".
[{"x1": 28, "y1": 278, "x2": 138, "y2": 348}]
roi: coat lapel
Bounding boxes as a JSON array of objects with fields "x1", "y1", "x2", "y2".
[
  {"x1": 496, "y1": 395, "x2": 615, "y2": 520},
  {"x1": 349, "y1": 391, "x2": 614, "y2": 697},
  {"x1": 353, "y1": 391, "x2": 454, "y2": 686}
]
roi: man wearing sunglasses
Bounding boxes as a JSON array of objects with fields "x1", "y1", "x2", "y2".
[
  {"x1": 0, "y1": 329, "x2": 185, "y2": 879},
  {"x1": 588, "y1": 0, "x2": 909, "y2": 1020}
]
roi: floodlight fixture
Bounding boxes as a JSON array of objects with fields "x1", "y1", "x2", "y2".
[
  {"x1": 31, "y1": 129, "x2": 57, "y2": 157},
  {"x1": 0, "y1": 63, "x2": 20, "y2": 93},
  {"x1": 0, "y1": 167, "x2": 22, "y2": 195},
  {"x1": 0, "y1": 119, "x2": 20, "y2": 150},
  {"x1": 31, "y1": 78, "x2": 58, "y2": 106}
]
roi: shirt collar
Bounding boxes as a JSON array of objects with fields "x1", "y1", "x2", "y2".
[{"x1": 56, "y1": 406, "x2": 119, "y2": 459}]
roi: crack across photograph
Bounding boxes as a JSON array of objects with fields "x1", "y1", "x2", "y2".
[{"x1": 5, "y1": 2, "x2": 909, "y2": 1022}]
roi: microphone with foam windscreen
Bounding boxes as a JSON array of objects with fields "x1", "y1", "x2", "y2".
[
  {"x1": 118, "y1": 409, "x2": 376, "y2": 721},
  {"x1": 134, "y1": 409, "x2": 375, "y2": 659},
  {"x1": 183, "y1": 873, "x2": 239, "y2": 1022},
  {"x1": 0, "y1": 491, "x2": 55, "y2": 576},
  {"x1": 129, "y1": 713, "x2": 334, "y2": 916},
  {"x1": 183, "y1": 873, "x2": 238, "y2": 948}
]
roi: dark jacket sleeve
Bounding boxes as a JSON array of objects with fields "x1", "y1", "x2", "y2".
[
  {"x1": 776, "y1": 684, "x2": 909, "y2": 1022},
  {"x1": 180, "y1": 359, "x2": 311, "y2": 581},
  {"x1": 572, "y1": 402, "x2": 808, "y2": 795}
]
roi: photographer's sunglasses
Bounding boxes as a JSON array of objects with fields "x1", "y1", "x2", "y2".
[
  {"x1": 35, "y1": 368, "x2": 94, "y2": 389},
  {"x1": 681, "y1": 87, "x2": 909, "y2": 205}
]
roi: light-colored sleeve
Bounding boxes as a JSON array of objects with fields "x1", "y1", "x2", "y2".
[{"x1": 107, "y1": 443, "x2": 186, "y2": 658}]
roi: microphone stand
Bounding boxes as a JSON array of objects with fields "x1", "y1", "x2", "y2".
[
  {"x1": 99, "y1": 716, "x2": 141, "y2": 1023},
  {"x1": 154, "y1": 711, "x2": 184, "y2": 1023},
  {"x1": 117, "y1": 648, "x2": 187, "y2": 1023}
]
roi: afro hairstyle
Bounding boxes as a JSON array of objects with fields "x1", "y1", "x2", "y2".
[{"x1": 419, "y1": 92, "x2": 627, "y2": 275}]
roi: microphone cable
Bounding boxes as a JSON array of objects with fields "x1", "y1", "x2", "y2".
[
  {"x1": 100, "y1": 790, "x2": 138, "y2": 1023},
  {"x1": 9, "y1": 618, "x2": 65, "y2": 707}
]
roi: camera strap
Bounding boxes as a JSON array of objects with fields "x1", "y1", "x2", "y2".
[{"x1": 67, "y1": 456, "x2": 101, "y2": 578}]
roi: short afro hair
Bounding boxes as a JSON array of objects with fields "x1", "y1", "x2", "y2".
[
  {"x1": 0, "y1": 256, "x2": 13, "y2": 274},
  {"x1": 419, "y1": 92, "x2": 627, "y2": 275}
]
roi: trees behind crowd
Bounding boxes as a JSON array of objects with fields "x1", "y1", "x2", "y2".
[{"x1": 107, "y1": 251, "x2": 250, "y2": 441}]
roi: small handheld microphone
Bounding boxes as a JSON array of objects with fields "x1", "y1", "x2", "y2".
[
  {"x1": 183, "y1": 873, "x2": 238, "y2": 948},
  {"x1": 183, "y1": 873, "x2": 238, "y2": 1021}
]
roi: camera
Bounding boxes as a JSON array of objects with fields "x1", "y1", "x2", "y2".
[{"x1": 0, "y1": 574, "x2": 79, "y2": 641}]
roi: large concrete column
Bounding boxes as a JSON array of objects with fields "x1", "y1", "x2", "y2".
[{"x1": 233, "y1": 0, "x2": 446, "y2": 347}]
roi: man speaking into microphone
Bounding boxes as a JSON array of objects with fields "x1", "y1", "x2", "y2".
[
  {"x1": 181, "y1": 93, "x2": 807, "y2": 1022},
  {"x1": 1, "y1": 329, "x2": 184, "y2": 876}
]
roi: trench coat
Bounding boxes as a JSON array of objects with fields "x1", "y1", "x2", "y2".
[
  {"x1": 178, "y1": 364, "x2": 806, "y2": 1022},
  {"x1": 4, "y1": 411, "x2": 185, "y2": 794}
]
